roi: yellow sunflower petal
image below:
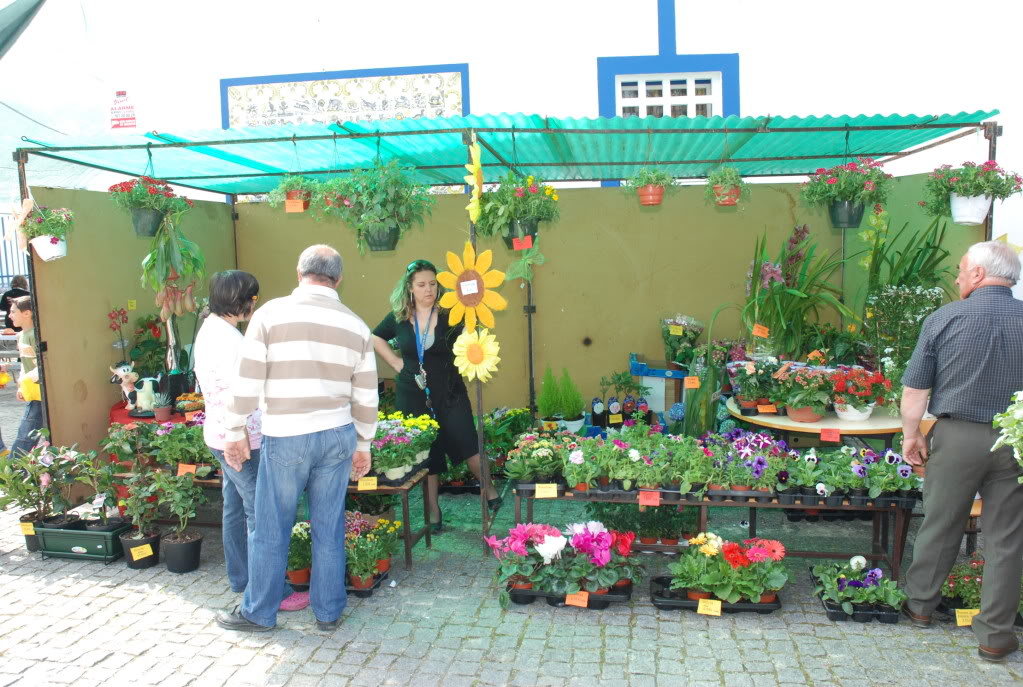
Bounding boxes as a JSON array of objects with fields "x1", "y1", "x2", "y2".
[
  {"x1": 464, "y1": 306, "x2": 477, "y2": 332},
  {"x1": 437, "y1": 271, "x2": 457, "y2": 290},
  {"x1": 462, "y1": 241, "x2": 477, "y2": 272},
  {"x1": 482, "y1": 289, "x2": 508, "y2": 312},
  {"x1": 439, "y1": 291, "x2": 459, "y2": 309},
  {"x1": 446, "y1": 251, "x2": 464, "y2": 275},
  {"x1": 482, "y1": 269, "x2": 505, "y2": 289},
  {"x1": 475, "y1": 249, "x2": 493, "y2": 275},
  {"x1": 448, "y1": 301, "x2": 465, "y2": 326},
  {"x1": 476, "y1": 302, "x2": 495, "y2": 328}
]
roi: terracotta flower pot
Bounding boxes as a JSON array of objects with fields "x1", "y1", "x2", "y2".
[
  {"x1": 639, "y1": 536, "x2": 658, "y2": 545},
  {"x1": 349, "y1": 574, "x2": 375, "y2": 589},
  {"x1": 660, "y1": 538, "x2": 680, "y2": 546},
  {"x1": 636, "y1": 184, "x2": 665, "y2": 206},
  {"x1": 737, "y1": 397, "x2": 758, "y2": 409},
  {"x1": 449, "y1": 480, "x2": 466, "y2": 487},
  {"x1": 574, "y1": 482, "x2": 589, "y2": 492},
  {"x1": 286, "y1": 567, "x2": 311, "y2": 584},
  {"x1": 732, "y1": 485, "x2": 752, "y2": 492},
  {"x1": 154, "y1": 406, "x2": 172, "y2": 422},
  {"x1": 375, "y1": 558, "x2": 391, "y2": 574},
  {"x1": 613, "y1": 578, "x2": 631, "y2": 588},
  {"x1": 510, "y1": 575, "x2": 533, "y2": 590},
  {"x1": 591, "y1": 588, "x2": 610, "y2": 595},
  {"x1": 285, "y1": 189, "x2": 311, "y2": 212},
  {"x1": 713, "y1": 184, "x2": 742, "y2": 206},
  {"x1": 687, "y1": 589, "x2": 712, "y2": 601},
  {"x1": 787, "y1": 406, "x2": 824, "y2": 423}
]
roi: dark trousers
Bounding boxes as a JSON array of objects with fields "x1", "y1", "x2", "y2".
[
  {"x1": 12, "y1": 400, "x2": 43, "y2": 457},
  {"x1": 905, "y1": 418, "x2": 1023, "y2": 650}
]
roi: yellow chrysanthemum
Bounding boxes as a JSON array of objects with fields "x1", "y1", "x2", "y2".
[
  {"x1": 464, "y1": 142, "x2": 484, "y2": 223},
  {"x1": 688, "y1": 534, "x2": 707, "y2": 546},
  {"x1": 699, "y1": 544, "x2": 719, "y2": 557},
  {"x1": 452, "y1": 328, "x2": 501, "y2": 382},
  {"x1": 437, "y1": 241, "x2": 507, "y2": 330}
]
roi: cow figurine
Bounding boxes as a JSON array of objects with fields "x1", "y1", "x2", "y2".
[{"x1": 109, "y1": 361, "x2": 160, "y2": 412}]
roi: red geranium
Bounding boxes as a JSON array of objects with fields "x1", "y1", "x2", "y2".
[{"x1": 830, "y1": 367, "x2": 890, "y2": 409}]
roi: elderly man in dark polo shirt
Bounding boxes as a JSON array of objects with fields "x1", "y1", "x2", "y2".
[{"x1": 900, "y1": 240, "x2": 1023, "y2": 662}]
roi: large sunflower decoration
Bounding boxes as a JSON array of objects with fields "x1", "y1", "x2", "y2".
[{"x1": 464, "y1": 141, "x2": 484, "y2": 223}]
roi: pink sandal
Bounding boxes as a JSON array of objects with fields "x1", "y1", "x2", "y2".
[{"x1": 279, "y1": 591, "x2": 310, "y2": 612}]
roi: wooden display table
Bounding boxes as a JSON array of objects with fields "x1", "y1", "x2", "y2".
[
  {"x1": 513, "y1": 486, "x2": 913, "y2": 580},
  {"x1": 725, "y1": 397, "x2": 904, "y2": 449}
]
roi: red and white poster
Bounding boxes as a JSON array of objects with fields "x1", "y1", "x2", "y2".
[{"x1": 110, "y1": 90, "x2": 136, "y2": 129}]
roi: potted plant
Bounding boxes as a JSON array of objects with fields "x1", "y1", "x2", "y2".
[
  {"x1": 109, "y1": 176, "x2": 194, "y2": 237},
  {"x1": 476, "y1": 172, "x2": 560, "y2": 249},
  {"x1": 140, "y1": 209, "x2": 205, "y2": 323},
  {"x1": 812, "y1": 556, "x2": 907, "y2": 621},
  {"x1": 792, "y1": 450, "x2": 824, "y2": 505},
  {"x1": 152, "y1": 392, "x2": 173, "y2": 423},
  {"x1": 667, "y1": 532, "x2": 727, "y2": 600},
  {"x1": 800, "y1": 158, "x2": 893, "y2": 228},
  {"x1": 319, "y1": 161, "x2": 435, "y2": 252},
  {"x1": 537, "y1": 364, "x2": 562, "y2": 427},
  {"x1": 346, "y1": 529, "x2": 383, "y2": 590},
  {"x1": 119, "y1": 467, "x2": 162, "y2": 569},
  {"x1": 73, "y1": 449, "x2": 126, "y2": 532},
  {"x1": 21, "y1": 205, "x2": 73, "y2": 261},
  {"x1": 661, "y1": 314, "x2": 704, "y2": 373},
  {"x1": 287, "y1": 521, "x2": 312, "y2": 584},
  {"x1": 563, "y1": 447, "x2": 599, "y2": 492},
  {"x1": 920, "y1": 160, "x2": 1023, "y2": 225},
  {"x1": 786, "y1": 368, "x2": 831, "y2": 423},
  {"x1": 830, "y1": 368, "x2": 890, "y2": 421},
  {"x1": 0, "y1": 441, "x2": 68, "y2": 551},
  {"x1": 154, "y1": 470, "x2": 209, "y2": 573},
  {"x1": 368, "y1": 518, "x2": 401, "y2": 574},
  {"x1": 624, "y1": 168, "x2": 675, "y2": 207},
  {"x1": 268, "y1": 175, "x2": 319, "y2": 213},
  {"x1": 704, "y1": 167, "x2": 750, "y2": 207},
  {"x1": 149, "y1": 422, "x2": 209, "y2": 473},
  {"x1": 558, "y1": 368, "x2": 585, "y2": 433}
]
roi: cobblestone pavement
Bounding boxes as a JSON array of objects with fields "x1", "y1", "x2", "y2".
[{"x1": 1, "y1": 393, "x2": 1021, "y2": 686}]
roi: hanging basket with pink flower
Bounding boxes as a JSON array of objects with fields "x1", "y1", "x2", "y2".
[
  {"x1": 919, "y1": 160, "x2": 1023, "y2": 225},
  {"x1": 22, "y1": 205, "x2": 73, "y2": 261},
  {"x1": 800, "y1": 158, "x2": 894, "y2": 229}
]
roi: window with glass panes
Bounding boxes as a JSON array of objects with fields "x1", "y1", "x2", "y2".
[{"x1": 615, "y1": 72, "x2": 722, "y2": 118}]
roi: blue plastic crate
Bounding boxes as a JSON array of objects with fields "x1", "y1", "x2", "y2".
[{"x1": 629, "y1": 353, "x2": 686, "y2": 379}]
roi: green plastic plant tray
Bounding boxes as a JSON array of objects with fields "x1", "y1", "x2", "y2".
[{"x1": 35, "y1": 523, "x2": 133, "y2": 563}]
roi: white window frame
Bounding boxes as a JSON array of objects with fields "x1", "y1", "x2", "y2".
[{"x1": 614, "y1": 71, "x2": 722, "y2": 119}]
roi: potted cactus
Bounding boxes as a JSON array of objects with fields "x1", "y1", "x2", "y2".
[{"x1": 153, "y1": 392, "x2": 173, "y2": 422}]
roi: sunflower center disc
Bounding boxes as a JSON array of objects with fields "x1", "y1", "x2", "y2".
[
  {"x1": 457, "y1": 270, "x2": 484, "y2": 307},
  {"x1": 466, "y1": 342, "x2": 485, "y2": 365}
]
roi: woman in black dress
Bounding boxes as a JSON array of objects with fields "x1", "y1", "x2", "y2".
[{"x1": 372, "y1": 259, "x2": 500, "y2": 532}]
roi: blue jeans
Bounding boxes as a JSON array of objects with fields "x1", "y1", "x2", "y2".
[
  {"x1": 12, "y1": 400, "x2": 43, "y2": 457},
  {"x1": 242, "y1": 424, "x2": 356, "y2": 627},
  {"x1": 209, "y1": 447, "x2": 261, "y2": 593}
]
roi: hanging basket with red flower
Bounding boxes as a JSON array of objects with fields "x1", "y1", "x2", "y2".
[
  {"x1": 109, "y1": 176, "x2": 194, "y2": 237},
  {"x1": 800, "y1": 158, "x2": 893, "y2": 229}
]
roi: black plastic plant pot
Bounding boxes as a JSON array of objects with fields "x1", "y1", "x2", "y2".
[
  {"x1": 661, "y1": 483, "x2": 681, "y2": 502},
  {"x1": 120, "y1": 532, "x2": 161, "y2": 569},
  {"x1": 82, "y1": 517, "x2": 129, "y2": 532},
  {"x1": 799, "y1": 487, "x2": 821, "y2": 506},
  {"x1": 828, "y1": 200, "x2": 865, "y2": 229},
  {"x1": 851, "y1": 603, "x2": 875, "y2": 623},
  {"x1": 848, "y1": 488, "x2": 869, "y2": 507},
  {"x1": 502, "y1": 219, "x2": 539, "y2": 250},
  {"x1": 131, "y1": 207, "x2": 164, "y2": 237},
  {"x1": 365, "y1": 226, "x2": 400, "y2": 252},
  {"x1": 739, "y1": 406, "x2": 760, "y2": 417},
  {"x1": 753, "y1": 490, "x2": 774, "y2": 504},
  {"x1": 823, "y1": 493, "x2": 844, "y2": 507},
  {"x1": 40, "y1": 514, "x2": 86, "y2": 530},
  {"x1": 875, "y1": 605, "x2": 900, "y2": 624},
  {"x1": 163, "y1": 533, "x2": 203, "y2": 574},
  {"x1": 20, "y1": 513, "x2": 41, "y2": 552},
  {"x1": 776, "y1": 489, "x2": 798, "y2": 505},
  {"x1": 509, "y1": 591, "x2": 537, "y2": 605}
]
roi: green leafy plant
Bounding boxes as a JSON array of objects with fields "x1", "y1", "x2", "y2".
[
  {"x1": 786, "y1": 368, "x2": 832, "y2": 414},
  {"x1": 475, "y1": 172, "x2": 560, "y2": 238},
  {"x1": 153, "y1": 393, "x2": 172, "y2": 409},
  {"x1": 346, "y1": 531, "x2": 384, "y2": 580},
  {"x1": 267, "y1": 175, "x2": 319, "y2": 207},
  {"x1": 920, "y1": 161, "x2": 1023, "y2": 217},
  {"x1": 864, "y1": 285, "x2": 944, "y2": 403},
  {"x1": 559, "y1": 368, "x2": 584, "y2": 421},
  {"x1": 993, "y1": 390, "x2": 1023, "y2": 480},
  {"x1": 319, "y1": 161, "x2": 435, "y2": 253},
  {"x1": 859, "y1": 210, "x2": 955, "y2": 301},
  {"x1": 813, "y1": 558, "x2": 907, "y2": 614},
  {"x1": 661, "y1": 314, "x2": 704, "y2": 366},
  {"x1": 288, "y1": 521, "x2": 312, "y2": 571},
  {"x1": 154, "y1": 471, "x2": 208, "y2": 540},
  {"x1": 122, "y1": 468, "x2": 160, "y2": 538},
  {"x1": 0, "y1": 437, "x2": 72, "y2": 521},
  {"x1": 800, "y1": 158, "x2": 894, "y2": 207},
  {"x1": 22, "y1": 206, "x2": 74, "y2": 241},
  {"x1": 609, "y1": 370, "x2": 650, "y2": 399},
  {"x1": 73, "y1": 450, "x2": 119, "y2": 524},
  {"x1": 140, "y1": 220, "x2": 206, "y2": 321},
  {"x1": 537, "y1": 364, "x2": 562, "y2": 419},
  {"x1": 704, "y1": 167, "x2": 750, "y2": 203},
  {"x1": 100, "y1": 422, "x2": 157, "y2": 466},
  {"x1": 149, "y1": 423, "x2": 208, "y2": 467},
  {"x1": 624, "y1": 167, "x2": 675, "y2": 189}
]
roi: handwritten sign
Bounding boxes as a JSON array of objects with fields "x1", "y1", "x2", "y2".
[
  {"x1": 357, "y1": 477, "x2": 378, "y2": 491},
  {"x1": 820, "y1": 428, "x2": 841, "y2": 442},
  {"x1": 19, "y1": 522, "x2": 34, "y2": 535},
  {"x1": 512, "y1": 235, "x2": 533, "y2": 251},
  {"x1": 565, "y1": 591, "x2": 589, "y2": 608},
  {"x1": 684, "y1": 376, "x2": 701, "y2": 390},
  {"x1": 638, "y1": 490, "x2": 661, "y2": 507},
  {"x1": 697, "y1": 598, "x2": 722, "y2": 616},
  {"x1": 956, "y1": 608, "x2": 980, "y2": 626},
  {"x1": 535, "y1": 483, "x2": 558, "y2": 499},
  {"x1": 176, "y1": 463, "x2": 197, "y2": 476},
  {"x1": 757, "y1": 405, "x2": 778, "y2": 413},
  {"x1": 668, "y1": 324, "x2": 684, "y2": 336},
  {"x1": 459, "y1": 279, "x2": 479, "y2": 296},
  {"x1": 284, "y1": 198, "x2": 307, "y2": 213},
  {"x1": 130, "y1": 544, "x2": 154, "y2": 561},
  {"x1": 608, "y1": 414, "x2": 623, "y2": 424},
  {"x1": 752, "y1": 324, "x2": 770, "y2": 338}
]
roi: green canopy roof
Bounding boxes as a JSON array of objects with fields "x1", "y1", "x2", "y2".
[{"x1": 18, "y1": 111, "x2": 998, "y2": 195}]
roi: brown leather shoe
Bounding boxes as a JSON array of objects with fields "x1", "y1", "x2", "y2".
[
  {"x1": 978, "y1": 645, "x2": 1017, "y2": 663},
  {"x1": 901, "y1": 605, "x2": 931, "y2": 628}
]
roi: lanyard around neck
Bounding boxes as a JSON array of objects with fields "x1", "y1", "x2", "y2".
[{"x1": 413, "y1": 308, "x2": 435, "y2": 367}]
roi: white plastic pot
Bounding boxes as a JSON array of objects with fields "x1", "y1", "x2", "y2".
[
  {"x1": 383, "y1": 467, "x2": 405, "y2": 480},
  {"x1": 950, "y1": 194, "x2": 993, "y2": 225},
  {"x1": 834, "y1": 403, "x2": 875, "y2": 422},
  {"x1": 29, "y1": 235, "x2": 67, "y2": 261},
  {"x1": 563, "y1": 418, "x2": 585, "y2": 434}
]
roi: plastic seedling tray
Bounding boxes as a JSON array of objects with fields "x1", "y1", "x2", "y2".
[{"x1": 649, "y1": 576, "x2": 781, "y2": 614}]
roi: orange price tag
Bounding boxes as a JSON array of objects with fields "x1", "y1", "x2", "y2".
[
  {"x1": 668, "y1": 324, "x2": 684, "y2": 336},
  {"x1": 757, "y1": 405, "x2": 778, "y2": 413},
  {"x1": 284, "y1": 198, "x2": 306, "y2": 213},
  {"x1": 638, "y1": 490, "x2": 661, "y2": 507},
  {"x1": 565, "y1": 591, "x2": 589, "y2": 608},
  {"x1": 176, "y1": 463, "x2": 197, "y2": 476},
  {"x1": 684, "y1": 376, "x2": 700, "y2": 389},
  {"x1": 357, "y1": 477, "x2": 378, "y2": 491},
  {"x1": 130, "y1": 543, "x2": 154, "y2": 561},
  {"x1": 608, "y1": 414, "x2": 623, "y2": 424},
  {"x1": 807, "y1": 349, "x2": 825, "y2": 362},
  {"x1": 752, "y1": 324, "x2": 770, "y2": 338},
  {"x1": 185, "y1": 411, "x2": 198, "y2": 422},
  {"x1": 820, "y1": 428, "x2": 841, "y2": 442},
  {"x1": 512, "y1": 235, "x2": 534, "y2": 251},
  {"x1": 697, "y1": 598, "x2": 722, "y2": 616},
  {"x1": 535, "y1": 483, "x2": 558, "y2": 499}
]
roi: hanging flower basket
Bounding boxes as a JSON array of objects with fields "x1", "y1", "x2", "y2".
[
  {"x1": 801, "y1": 159, "x2": 892, "y2": 228},
  {"x1": 268, "y1": 175, "x2": 319, "y2": 214},
  {"x1": 284, "y1": 189, "x2": 311, "y2": 213},
  {"x1": 502, "y1": 219, "x2": 539, "y2": 250},
  {"x1": 827, "y1": 200, "x2": 865, "y2": 229},
  {"x1": 949, "y1": 194, "x2": 993, "y2": 225},
  {"x1": 29, "y1": 236, "x2": 67, "y2": 262},
  {"x1": 713, "y1": 185, "x2": 742, "y2": 206},
  {"x1": 131, "y1": 208, "x2": 165, "y2": 237},
  {"x1": 364, "y1": 226, "x2": 400, "y2": 252},
  {"x1": 705, "y1": 167, "x2": 750, "y2": 207},
  {"x1": 636, "y1": 184, "x2": 665, "y2": 206}
]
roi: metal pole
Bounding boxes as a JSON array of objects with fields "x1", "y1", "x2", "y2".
[
  {"x1": 14, "y1": 151, "x2": 50, "y2": 432},
  {"x1": 984, "y1": 121, "x2": 1002, "y2": 241},
  {"x1": 525, "y1": 281, "x2": 537, "y2": 421}
]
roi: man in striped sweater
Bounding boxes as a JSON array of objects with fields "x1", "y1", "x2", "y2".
[{"x1": 215, "y1": 244, "x2": 378, "y2": 633}]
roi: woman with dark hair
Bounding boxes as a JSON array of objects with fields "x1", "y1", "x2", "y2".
[
  {"x1": 371, "y1": 259, "x2": 500, "y2": 532},
  {"x1": 2, "y1": 275, "x2": 29, "y2": 331},
  {"x1": 194, "y1": 270, "x2": 307, "y2": 611}
]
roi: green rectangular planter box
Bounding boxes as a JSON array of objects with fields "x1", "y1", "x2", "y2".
[{"x1": 35, "y1": 523, "x2": 133, "y2": 563}]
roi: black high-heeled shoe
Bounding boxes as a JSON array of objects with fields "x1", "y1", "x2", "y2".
[{"x1": 431, "y1": 508, "x2": 443, "y2": 534}]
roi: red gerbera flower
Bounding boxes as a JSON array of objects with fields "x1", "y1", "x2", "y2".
[{"x1": 722, "y1": 542, "x2": 751, "y2": 569}]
